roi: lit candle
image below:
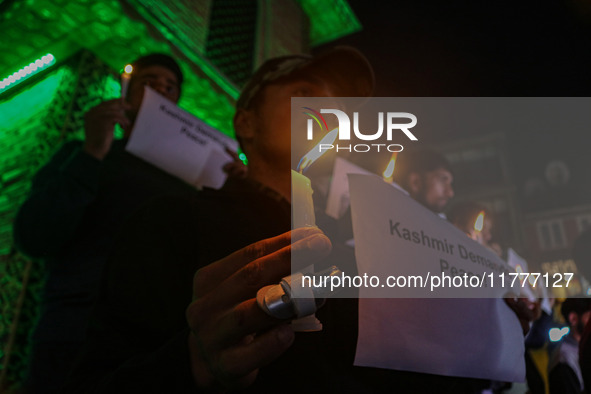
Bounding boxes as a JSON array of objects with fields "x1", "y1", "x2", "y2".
[
  {"x1": 120, "y1": 64, "x2": 133, "y2": 99},
  {"x1": 291, "y1": 170, "x2": 316, "y2": 228},
  {"x1": 289, "y1": 128, "x2": 339, "y2": 331}
]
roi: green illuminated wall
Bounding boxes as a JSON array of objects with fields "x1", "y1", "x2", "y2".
[
  {"x1": 297, "y1": 0, "x2": 361, "y2": 46},
  {"x1": 0, "y1": 51, "x2": 123, "y2": 387},
  {"x1": 0, "y1": 0, "x2": 361, "y2": 388},
  {"x1": 0, "y1": 68, "x2": 70, "y2": 389},
  {"x1": 0, "y1": 0, "x2": 237, "y2": 136}
]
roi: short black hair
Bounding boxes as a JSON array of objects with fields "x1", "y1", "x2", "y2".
[
  {"x1": 392, "y1": 149, "x2": 453, "y2": 190},
  {"x1": 129, "y1": 53, "x2": 183, "y2": 95},
  {"x1": 561, "y1": 298, "x2": 591, "y2": 321}
]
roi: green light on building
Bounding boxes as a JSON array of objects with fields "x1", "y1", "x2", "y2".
[
  {"x1": 0, "y1": 54, "x2": 56, "y2": 95},
  {"x1": 297, "y1": 0, "x2": 362, "y2": 46},
  {"x1": 0, "y1": 68, "x2": 67, "y2": 137}
]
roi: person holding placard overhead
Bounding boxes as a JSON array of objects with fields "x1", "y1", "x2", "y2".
[{"x1": 12, "y1": 53, "x2": 244, "y2": 394}]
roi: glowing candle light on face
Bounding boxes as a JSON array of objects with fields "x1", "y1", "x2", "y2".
[
  {"x1": 120, "y1": 64, "x2": 133, "y2": 99},
  {"x1": 382, "y1": 152, "x2": 398, "y2": 183}
]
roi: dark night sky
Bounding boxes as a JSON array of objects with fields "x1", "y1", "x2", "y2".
[
  {"x1": 317, "y1": 0, "x2": 591, "y2": 97},
  {"x1": 314, "y1": 0, "x2": 591, "y2": 208}
]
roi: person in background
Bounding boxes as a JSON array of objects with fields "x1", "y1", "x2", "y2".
[
  {"x1": 64, "y1": 53, "x2": 533, "y2": 392},
  {"x1": 391, "y1": 149, "x2": 454, "y2": 215},
  {"x1": 447, "y1": 201, "x2": 502, "y2": 257},
  {"x1": 333, "y1": 149, "x2": 456, "y2": 244},
  {"x1": 12, "y1": 53, "x2": 243, "y2": 393},
  {"x1": 63, "y1": 46, "x2": 378, "y2": 393},
  {"x1": 549, "y1": 297, "x2": 591, "y2": 393},
  {"x1": 574, "y1": 228, "x2": 591, "y2": 389}
]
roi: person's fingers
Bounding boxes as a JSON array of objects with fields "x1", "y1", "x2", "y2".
[
  {"x1": 187, "y1": 229, "x2": 328, "y2": 390},
  {"x1": 207, "y1": 232, "x2": 331, "y2": 310},
  {"x1": 112, "y1": 114, "x2": 130, "y2": 128},
  {"x1": 193, "y1": 228, "x2": 326, "y2": 297},
  {"x1": 193, "y1": 232, "x2": 292, "y2": 297},
  {"x1": 85, "y1": 109, "x2": 128, "y2": 129},
  {"x1": 225, "y1": 147, "x2": 240, "y2": 160},
  {"x1": 289, "y1": 229, "x2": 332, "y2": 270}
]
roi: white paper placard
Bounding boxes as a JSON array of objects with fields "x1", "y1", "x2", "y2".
[
  {"x1": 355, "y1": 298, "x2": 526, "y2": 382},
  {"x1": 507, "y1": 248, "x2": 528, "y2": 273},
  {"x1": 126, "y1": 87, "x2": 238, "y2": 189},
  {"x1": 507, "y1": 248, "x2": 538, "y2": 301},
  {"x1": 348, "y1": 174, "x2": 516, "y2": 298},
  {"x1": 325, "y1": 157, "x2": 373, "y2": 219},
  {"x1": 348, "y1": 174, "x2": 525, "y2": 382}
]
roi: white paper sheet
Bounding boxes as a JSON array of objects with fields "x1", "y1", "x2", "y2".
[
  {"x1": 355, "y1": 298, "x2": 526, "y2": 382},
  {"x1": 325, "y1": 157, "x2": 373, "y2": 219},
  {"x1": 348, "y1": 174, "x2": 526, "y2": 382},
  {"x1": 507, "y1": 248, "x2": 537, "y2": 301},
  {"x1": 348, "y1": 174, "x2": 515, "y2": 298},
  {"x1": 507, "y1": 248, "x2": 529, "y2": 273},
  {"x1": 126, "y1": 87, "x2": 238, "y2": 189}
]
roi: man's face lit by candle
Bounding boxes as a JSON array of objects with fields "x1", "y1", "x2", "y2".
[
  {"x1": 123, "y1": 65, "x2": 180, "y2": 137},
  {"x1": 408, "y1": 167, "x2": 454, "y2": 213},
  {"x1": 236, "y1": 75, "x2": 337, "y2": 171}
]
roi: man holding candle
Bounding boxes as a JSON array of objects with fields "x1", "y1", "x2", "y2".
[
  {"x1": 64, "y1": 47, "x2": 532, "y2": 393},
  {"x1": 63, "y1": 47, "x2": 380, "y2": 392},
  {"x1": 13, "y1": 53, "x2": 246, "y2": 393}
]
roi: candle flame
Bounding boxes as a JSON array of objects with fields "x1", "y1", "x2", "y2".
[
  {"x1": 298, "y1": 128, "x2": 339, "y2": 172},
  {"x1": 474, "y1": 211, "x2": 485, "y2": 232},
  {"x1": 124, "y1": 64, "x2": 133, "y2": 74},
  {"x1": 382, "y1": 152, "x2": 398, "y2": 182},
  {"x1": 528, "y1": 272, "x2": 537, "y2": 286}
]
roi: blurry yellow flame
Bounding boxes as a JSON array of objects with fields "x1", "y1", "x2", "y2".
[
  {"x1": 515, "y1": 264, "x2": 523, "y2": 274},
  {"x1": 528, "y1": 274, "x2": 537, "y2": 286},
  {"x1": 124, "y1": 64, "x2": 133, "y2": 74},
  {"x1": 382, "y1": 152, "x2": 398, "y2": 182},
  {"x1": 474, "y1": 211, "x2": 485, "y2": 232},
  {"x1": 299, "y1": 128, "x2": 339, "y2": 172}
]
